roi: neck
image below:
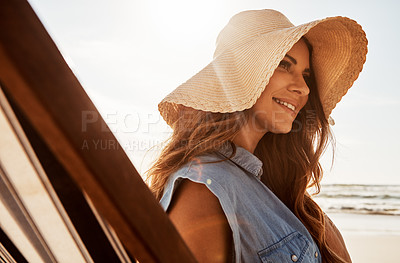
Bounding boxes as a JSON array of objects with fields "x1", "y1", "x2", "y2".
[{"x1": 232, "y1": 123, "x2": 266, "y2": 153}]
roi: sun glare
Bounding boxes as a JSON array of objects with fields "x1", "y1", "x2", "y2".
[{"x1": 148, "y1": 0, "x2": 225, "y2": 43}]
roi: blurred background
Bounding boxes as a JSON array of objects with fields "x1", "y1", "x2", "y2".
[{"x1": 28, "y1": 0, "x2": 400, "y2": 261}]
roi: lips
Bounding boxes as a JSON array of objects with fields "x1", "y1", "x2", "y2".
[{"x1": 272, "y1": 97, "x2": 297, "y2": 112}]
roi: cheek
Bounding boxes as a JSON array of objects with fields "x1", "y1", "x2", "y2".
[
  {"x1": 301, "y1": 96, "x2": 309, "y2": 109},
  {"x1": 253, "y1": 90, "x2": 272, "y2": 108},
  {"x1": 267, "y1": 71, "x2": 289, "y2": 88}
]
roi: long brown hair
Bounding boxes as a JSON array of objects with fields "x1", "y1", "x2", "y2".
[
  {"x1": 146, "y1": 41, "x2": 345, "y2": 263},
  {"x1": 253, "y1": 69, "x2": 344, "y2": 262},
  {"x1": 146, "y1": 106, "x2": 247, "y2": 199}
]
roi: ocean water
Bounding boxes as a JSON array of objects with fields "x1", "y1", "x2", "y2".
[{"x1": 313, "y1": 184, "x2": 400, "y2": 216}]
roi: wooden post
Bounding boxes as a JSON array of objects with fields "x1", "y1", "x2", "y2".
[{"x1": 0, "y1": 0, "x2": 197, "y2": 262}]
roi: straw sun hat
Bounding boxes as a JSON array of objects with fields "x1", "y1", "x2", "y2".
[{"x1": 159, "y1": 9, "x2": 368, "y2": 126}]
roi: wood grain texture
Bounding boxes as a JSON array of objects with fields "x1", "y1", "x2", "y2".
[{"x1": 0, "y1": 0, "x2": 196, "y2": 262}]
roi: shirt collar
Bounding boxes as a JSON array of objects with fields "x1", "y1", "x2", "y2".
[{"x1": 217, "y1": 142, "x2": 263, "y2": 179}]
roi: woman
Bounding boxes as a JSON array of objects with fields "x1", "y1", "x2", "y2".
[{"x1": 146, "y1": 9, "x2": 367, "y2": 263}]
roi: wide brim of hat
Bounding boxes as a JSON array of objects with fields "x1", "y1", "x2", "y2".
[{"x1": 159, "y1": 16, "x2": 367, "y2": 126}]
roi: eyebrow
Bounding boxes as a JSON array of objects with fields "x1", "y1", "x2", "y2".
[
  {"x1": 285, "y1": 54, "x2": 297, "y2": 65},
  {"x1": 285, "y1": 54, "x2": 311, "y2": 74}
]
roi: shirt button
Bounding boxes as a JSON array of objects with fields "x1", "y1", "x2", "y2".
[
  {"x1": 291, "y1": 254, "x2": 298, "y2": 262},
  {"x1": 315, "y1": 251, "x2": 318, "y2": 258}
]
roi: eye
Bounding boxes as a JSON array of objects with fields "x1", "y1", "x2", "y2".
[{"x1": 278, "y1": 60, "x2": 291, "y2": 71}]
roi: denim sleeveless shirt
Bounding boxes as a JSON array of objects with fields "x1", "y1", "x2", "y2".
[{"x1": 160, "y1": 143, "x2": 322, "y2": 263}]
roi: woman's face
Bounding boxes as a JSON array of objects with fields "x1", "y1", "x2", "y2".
[{"x1": 249, "y1": 39, "x2": 311, "y2": 134}]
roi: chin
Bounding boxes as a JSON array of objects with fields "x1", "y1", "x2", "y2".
[{"x1": 270, "y1": 124, "x2": 293, "y2": 134}]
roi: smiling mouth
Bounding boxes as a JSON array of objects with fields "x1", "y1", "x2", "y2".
[{"x1": 272, "y1": 97, "x2": 296, "y2": 111}]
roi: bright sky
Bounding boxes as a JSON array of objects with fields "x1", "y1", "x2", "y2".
[{"x1": 28, "y1": 0, "x2": 400, "y2": 185}]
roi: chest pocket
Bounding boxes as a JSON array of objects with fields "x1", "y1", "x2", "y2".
[{"x1": 258, "y1": 231, "x2": 320, "y2": 263}]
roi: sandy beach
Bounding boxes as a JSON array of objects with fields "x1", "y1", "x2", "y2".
[{"x1": 328, "y1": 213, "x2": 400, "y2": 262}]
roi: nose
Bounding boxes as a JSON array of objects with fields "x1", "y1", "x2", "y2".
[{"x1": 289, "y1": 75, "x2": 310, "y2": 96}]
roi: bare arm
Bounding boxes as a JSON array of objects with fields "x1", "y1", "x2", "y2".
[{"x1": 168, "y1": 179, "x2": 233, "y2": 263}]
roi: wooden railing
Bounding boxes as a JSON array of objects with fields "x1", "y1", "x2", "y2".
[{"x1": 0, "y1": 0, "x2": 197, "y2": 262}]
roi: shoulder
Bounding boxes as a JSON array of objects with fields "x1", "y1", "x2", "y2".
[
  {"x1": 164, "y1": 150, "x2": 261, "y2": 208},
  {"x1": 160, "y1": 152, "x2": 236, "y2": 210},
  {"x1": 181, "y1": 152, "x2": 249, "y2": 186},
  {"x1": 168, "y1": 179, "x2": 233, "y2": 262},
  {"x1": 168, "y1": 179, "x2": 225, "y2": 217}
]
